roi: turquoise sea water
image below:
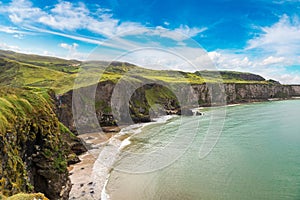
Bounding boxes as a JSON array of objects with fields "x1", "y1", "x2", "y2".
[{"x1": 105, "y1": 100, "x2": 300, "y2": 200}]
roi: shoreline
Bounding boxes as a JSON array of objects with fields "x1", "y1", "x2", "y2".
[
  {"x1": 68, "y1": 131, "x2": 116, "y2": 200},
  {"x1": 68, "y1": 97, "x2": 300, "y2": 199},
  {"x1": 68, "y1": 116, "x2": 176, "y2": 200}
]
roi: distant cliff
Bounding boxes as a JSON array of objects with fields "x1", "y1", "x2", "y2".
[
  {"x1": 194, "y1": 83, "x2": 300, "y2": 105},
  {"x1": 58, "y1": 81, "x2": 300, "y2": 133}
]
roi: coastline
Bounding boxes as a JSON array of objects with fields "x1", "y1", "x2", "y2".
[
  {"x1": 68, "y1": 97, "x2": 300, "y2": 199},
  {"x1": 68, "y1": 131, "x2": 116, "y2": 200},
  {"x1": 68, "y1": 116, "x2": 176, "y2": 200}
]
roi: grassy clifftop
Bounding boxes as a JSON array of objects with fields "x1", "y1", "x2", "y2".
[{"x1": 0, "y1": 50, "x2": 275, "y2": 95}]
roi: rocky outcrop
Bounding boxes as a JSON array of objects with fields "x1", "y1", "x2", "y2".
[
  {"x1": 0, "y1": 87, "x2": 83, "y2": 200},
  {"x1": 58, "y1": 81, "x2": 180, "y2": 133},
  {"x1": 290, "y1": 85, "x2": 300, "y2": 96},
  {"x1": 57, "y1": 81, "x2": 116, "y2": 134},
  {"x1": 191, "y1": 83, "x2": 300, "y2": 106}
]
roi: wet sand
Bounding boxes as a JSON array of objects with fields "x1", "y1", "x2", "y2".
[{"x1": 68, "y1": 131, "x2": 116, "y2": 200}]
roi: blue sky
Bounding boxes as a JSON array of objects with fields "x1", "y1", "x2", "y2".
[{"x1": 0, "y1": 0, "x2": 300, "y2": 83}]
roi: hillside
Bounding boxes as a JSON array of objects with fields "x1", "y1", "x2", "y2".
[
  {"x1": 0, "y1": 86, "x2": 87, "y2": 199},
  {"x1": 0, "y1": 50, "x2": 274, "y2": 95}
]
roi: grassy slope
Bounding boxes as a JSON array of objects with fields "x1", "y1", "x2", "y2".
[
  {"x1": 0, "y1": 50, "x2": 273, "y2": 95},
  {"x1": 0, "y1": 50, "x2": 80, "y2": 73},
  {"x1": 0, "y1": 86, "x2": 75, "y2": 198}
]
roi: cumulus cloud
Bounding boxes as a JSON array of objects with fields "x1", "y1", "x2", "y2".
[
  {"x1": 59, "y1": 42, "x2": 84, "y2": 59},
  {"x1": 38, "y1": 1, "x2": 90, "y2": 30},
  {"x1": 60, "y1": 43, "x2": 78, "y2": 51},
  {"x1": 208, "y1": 51, "x2": 253, "y2": 70},
  {"x1": 2, "y1": 0, "x2": 45, "y2": 23},
  {"x1": 206, "y1": 14, "x2": 300, "y2": 84},
  {"x1": 207, "y1": 50, "x2": 300, "y2": 84},
  {"x1": 247, "y1": 14, "x2": 300, "y2": 56}
]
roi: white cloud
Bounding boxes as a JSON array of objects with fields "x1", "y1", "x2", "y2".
[
  {"x1": 207, "y1": 50, "x2": 300, "y2": 84},
  {"x1": 3, "y1": 0, "x2": 45, "y2": 23},
  {"x1": 93, "y1": 45, "x2": 216, "y2": 72},
  {"x1": 174, "y1": 25, "x2": 207, "y2": 38},
  {"x1": 0, "y1": 42, "x2": 20, "y2": 51},
  {"x1": 262, "y1": 56, "x2": 285, "y2": 65},
  {"x1": 0, "y1": 25, "x2": 29, "y2": 34},
  {"x1": 164, "y1": 21, "x2": 170, "y2": 26},
  {"x1": 60, "y1": 43, "x2": 78, "y2": 51},
  {"x1": 247, "y1": 14, "x2": 300, "y2": 56},
  {"x1": 38, "y1": 1, "x2": 89, "y2": 30},
  {"x1": 206, "y1": 15, "x2": 300, "y2": 84},
  {"x1": 208, "y1": 51, "x2": 253, "y2": 69},
  {"x1": 59, "y1": 42, "x2": 83, "y2": 59},
  {"x1": 1, "y1": 0, "x2": 206, "y2": 41},
  {"x1": 273, "y1": 73, "x2": 300, "y2": 84},
  {"x1": 13, "y1": 33, "x2": 23, "y2": 39}
]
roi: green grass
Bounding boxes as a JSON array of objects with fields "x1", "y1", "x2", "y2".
[
  {"x1": 0, "y1": 49, "x2": 80, "y2": 73},
  {"x1": 145, "y1": 86, "x2": 177, "y2": 106},
  {"x1": 0, "y1": 86, "x2": 70, "y2": 197},
  {"x1": 0, "y1": 50, "x2": 275, "y2": 96}
]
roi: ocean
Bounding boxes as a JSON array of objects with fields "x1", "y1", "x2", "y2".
[{"x1": 99, "y1": 100, "x2": 300, "y2": 200}]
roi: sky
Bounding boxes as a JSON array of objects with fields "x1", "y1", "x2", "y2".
[{"x1": 0, "y1": 0, "x2": 300, "y2": 83}]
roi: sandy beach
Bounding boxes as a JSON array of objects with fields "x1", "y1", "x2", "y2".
[
  {"x1": 67, "y1": 118, "x2": 170, "y2": 200},
  {"x1": 68, "y1": 131, "x2": 116, "y2": 200}
]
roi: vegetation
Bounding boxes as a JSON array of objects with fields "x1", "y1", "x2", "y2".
[
  {"x1": 0, "y1": 50, "x2": 272, "y2": 95},
  {"x1": 5, "y1": 193, "x2": 49, "y2": 200},
  {"x1": 0, "y1": 86, "x2": 71, "y2": 198}
]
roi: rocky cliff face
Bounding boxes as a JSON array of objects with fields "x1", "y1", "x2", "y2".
[
  {"x1": 0, "y1": 87, "x2": 85, "y2": 200},
  {"x1": 189, "y1": 83, "x2": 300, "y2": 106},
  {"x1": 58, "y1": 81, "x2": 179, "y2": 133},
  {"x1": 58, "y1": 81, "x2": 300, "y2": 133},
  {"x1": 290, "y1": 85, "x2": 300, "y2": 96}
]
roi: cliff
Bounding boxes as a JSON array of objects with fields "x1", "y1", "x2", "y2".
[
  {"x1": 0, "y1": 87, "x2": 85, "y2": 200},
  {"x1": 193, "y1": 83, "x2": 300, "y2": 105},
  {"x1": 58, "y1": 81, "x2": 300, "y2": 133}
]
